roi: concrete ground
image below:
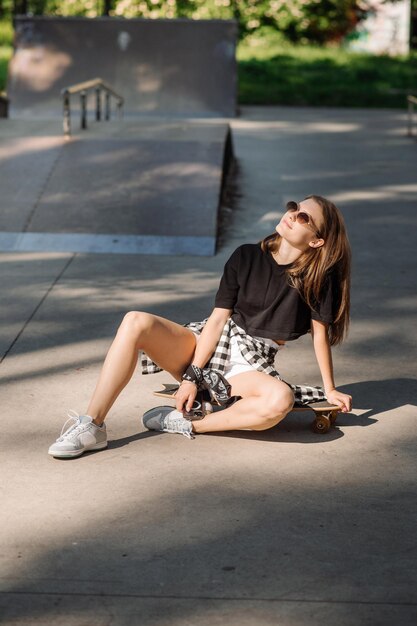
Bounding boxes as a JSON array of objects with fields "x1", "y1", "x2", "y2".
[{"x1": 1, "y1": 105, "x2": 416, "y2": 625}]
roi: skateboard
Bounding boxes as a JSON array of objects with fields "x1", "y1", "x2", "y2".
[
  {"x1": 153, "y1": 383, "x2": 340, "y2": 434},
  {"x1": 153, "y1": 383, "x2": 215, "y2": 420}
]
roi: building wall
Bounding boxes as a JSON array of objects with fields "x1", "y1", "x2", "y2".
[{"x1": 347, "y1": 0, "x2": 410, "y2": 55}]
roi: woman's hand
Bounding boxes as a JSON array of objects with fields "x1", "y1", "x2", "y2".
[
  {"x1": 326, "y1": 389, "x2": 352, "y2": 413},
  {"x1": 175, "y1": 381, "x2": 198, "y2": 413}
]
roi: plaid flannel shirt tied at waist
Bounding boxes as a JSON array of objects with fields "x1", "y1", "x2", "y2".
[{"x1": 140, "y1": 317, "x2": 326, "y2": 406}]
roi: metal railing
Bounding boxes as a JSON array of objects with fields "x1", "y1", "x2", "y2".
[
  {"x1": 61, "y1": 78, "x2": 124, "y2": 136},
  {"x1": 407, "y1": 95, "x2": 417, "y2": 137}
]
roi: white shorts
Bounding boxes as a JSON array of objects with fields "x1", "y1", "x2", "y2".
[{"x1": 192, "y1": 330, "x2": 282, "y2": 381}]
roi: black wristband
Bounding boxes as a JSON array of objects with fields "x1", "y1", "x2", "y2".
[{"x1": 182, "y1": 364, "x2": 203, "y2": 385}]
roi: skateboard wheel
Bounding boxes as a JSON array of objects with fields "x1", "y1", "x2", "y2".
[
  {"x1": 311, "y1": 415, "x2": 331, "y2": 434},
  {"x1": 329, "y1": 410, "x2": 338, "y2": 424}
]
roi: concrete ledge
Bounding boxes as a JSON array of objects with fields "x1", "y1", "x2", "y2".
[{"x1": 0, "y1": 232, "x2": 215, "y2": 256}]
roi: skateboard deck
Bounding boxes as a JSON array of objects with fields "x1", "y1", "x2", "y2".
[{"x1": 153, "y1": 383, "x2": 340, "y2": 433}]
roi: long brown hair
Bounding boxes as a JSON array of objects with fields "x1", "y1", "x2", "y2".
[{"x1": 260, "y1": 195, "x2": 351, "y2": 345}]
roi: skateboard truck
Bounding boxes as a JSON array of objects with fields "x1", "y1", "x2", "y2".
[{"x1": 183, "y1": 397, "x2": 214, "y2": 420}]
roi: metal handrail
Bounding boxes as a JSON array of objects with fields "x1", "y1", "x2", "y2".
[
  {"x1": 61, "y1": 77, "x2": 124, "y2": 137},
  {"x1": 407, "y1": 95, "x2": 417, "y2": 137}
]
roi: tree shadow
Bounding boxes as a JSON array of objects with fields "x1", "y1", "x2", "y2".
[
  {"x1": 107, "y1": 430, "x2": 158, "y2": 450},
  {"x1": 2, "y1": 467, "x2": 416, "y2": 624},
  {"x1": 131, "y1": 378, "x2": 416, "y2": 447},
  {"x1": 210, "y1": 378, "x2": 417, "y2": 442},
  {"x1": 338, "y1": 378, "x2": 417, "y2": 419}
]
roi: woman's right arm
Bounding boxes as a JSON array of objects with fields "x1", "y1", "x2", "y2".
[
  {"x1": 191, "y1": 307, "x2": 232, "y2": 368},
  {"x1": 175, "y1": 307, "x2": 232, "y2": 412}
]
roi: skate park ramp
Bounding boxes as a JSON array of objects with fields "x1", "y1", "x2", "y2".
[
  {"x1": 3, "y1": 17, "x2": 238, "y2": 256},
  {"x1": 0, "y1": 118, "x2": 234, "y2": 256},
  {"x1": 8, "y1": 16, "x2": 238, "y2": 119}
]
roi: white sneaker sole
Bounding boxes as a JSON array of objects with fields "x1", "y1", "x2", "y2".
[{"x1": 48, "y1": 441, "x2": 108, "y2": 458}]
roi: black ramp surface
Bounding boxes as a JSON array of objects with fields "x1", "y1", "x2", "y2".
[{"x1": 8, "y1": 16, "x2": 238, "y2": 119}]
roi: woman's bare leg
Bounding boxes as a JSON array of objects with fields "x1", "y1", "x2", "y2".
[
  {"x1": 191, "y1": 371, "x2": 294, "y2": 433},
  {"x1": 86, "y1": 312, "x2": 197, "y2": 425}
]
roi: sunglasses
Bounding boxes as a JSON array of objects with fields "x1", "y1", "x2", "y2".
[{"x1": 286, "y1": 200, "x2": 321, "y2": 237}]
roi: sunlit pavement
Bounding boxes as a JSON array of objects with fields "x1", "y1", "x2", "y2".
[{"x1": 1, "y1": 105, "x2": 416, "y2": 625}]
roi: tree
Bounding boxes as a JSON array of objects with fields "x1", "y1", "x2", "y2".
[
  {"x1": 102, "y1": 0, "x2": 113, "y2": 17},
  {"x1": 13, "y1": 0, "x2": 28, "y2": 15},
  {"x1": 3, "y1": 1, "x2": 410, "y2": 49}
]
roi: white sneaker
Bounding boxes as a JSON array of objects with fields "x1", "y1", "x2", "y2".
[
  {"x1": 48, "y1": 410, "x2": 107, "y2": 458},
  {"x1": 142, "y1": 406, "x2": 195, "y2": 439}
]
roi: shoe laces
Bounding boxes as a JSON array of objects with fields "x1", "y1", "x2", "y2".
[
  {"x1": 162, "y1": 412, "x2": 194, "y2": 440},
  {"x1": 57, "y1": 410, "x2": 90, "y2": 442}
]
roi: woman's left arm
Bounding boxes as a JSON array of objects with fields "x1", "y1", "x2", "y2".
[{"x1": 310, "y1": 319, "x2": 352, "y2": 412}]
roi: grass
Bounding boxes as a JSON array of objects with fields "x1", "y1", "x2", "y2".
[
  {"x1": 0, "y1": 47, "x2": 12, "y2": 94},
  {"x1": 0, "y1": 20, "x2": 12, "y2": 94},
  {"x1": 0, "y1": 20, "x2": 416, "y2": 107},
  {"x1": 237, "y1": 28, "x2": 417, "y2": 108}
]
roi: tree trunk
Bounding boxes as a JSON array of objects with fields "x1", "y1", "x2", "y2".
[
  {"x1": 102, "y1": 0, "x2": 113, "y2": 16},
  {"x1": 13, "y1": 0, "x2": 29, "y2": 16}
]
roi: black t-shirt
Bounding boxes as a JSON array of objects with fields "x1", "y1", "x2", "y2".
[{"x1": 214, "y1": 243, "x2": 337, "y2": 341}]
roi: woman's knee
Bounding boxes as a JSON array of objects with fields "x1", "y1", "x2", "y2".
[
  {"x1": 121, "y1": 311, "x2": 154, "y2": 342},
  {"x1": 262, "y1": 386, "x2": 295, "y2": 422}
]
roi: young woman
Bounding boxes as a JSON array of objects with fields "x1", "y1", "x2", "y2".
[{"x1": 48, "y1": 195, "x2": 352, "y2": 457}]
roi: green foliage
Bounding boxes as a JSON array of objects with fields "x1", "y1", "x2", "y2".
[
  {"x1": 0, "y1": 43, "x2": 12, "y2": 93},
  {"x1": 0, "y1": 15, "x2": 12, "y2": 89},
  {"x1": 109, "y1": 0, "x2": 370, "y2": 44},
  {"x1": 47, "y1": 0, "x2": 101, "y2": 17},
  {"x1": 0, "y1": 1, "x2": 378, "y2": 44},
  {"x1": 238, "y1": 30, "x2": 417, "y2": 108},
  {"x1": 0, "y1": 14, "x2": 12, "y2": 45}
]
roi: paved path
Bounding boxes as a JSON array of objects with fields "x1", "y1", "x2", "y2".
[{"x1": 1, "y1": 106, "x2": 416, "y2": 625}]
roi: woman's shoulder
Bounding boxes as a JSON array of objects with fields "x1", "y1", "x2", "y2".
[
  {"x1": 225, "y1": 242, "x2": 262, "y2": 262},
  {"x1": 231, "y1": 242, "x2": 263, "y2": 256}
]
